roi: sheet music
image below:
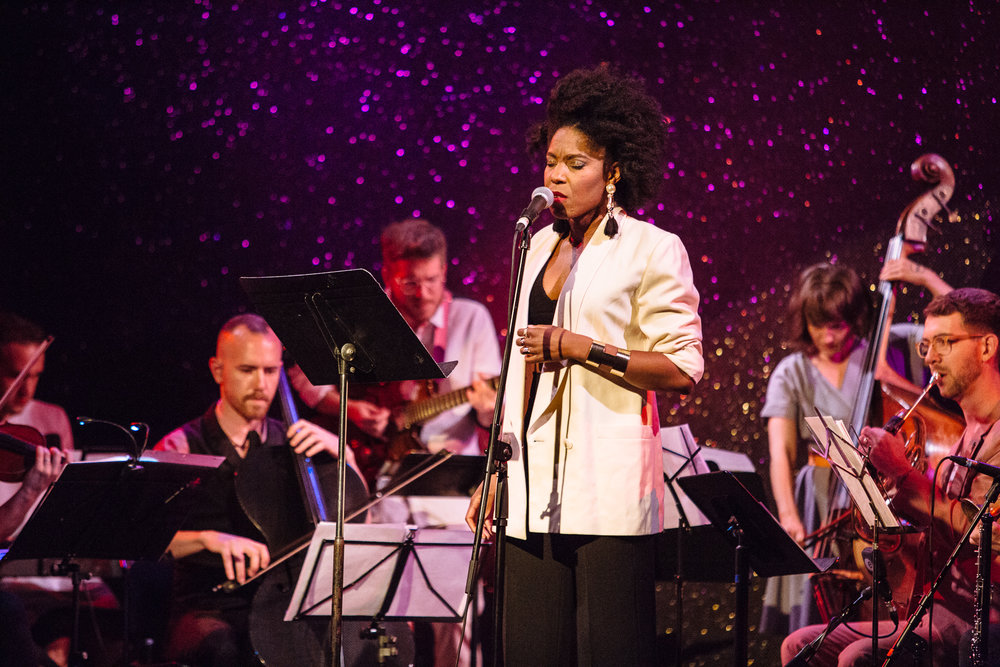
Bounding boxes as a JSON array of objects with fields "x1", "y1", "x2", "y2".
[
  {"x1": 661, "y1": 424, "x2": 756, "y2": 529},
  {"x1": 804, "y1": 415, "x2": 901, "y2": 530},
  {"x1": 285, "y1": 522, "x2": 473, "y2": 622}
]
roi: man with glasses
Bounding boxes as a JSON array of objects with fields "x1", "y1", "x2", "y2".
[
  {"x1": 289, "y1": 218, "x2": 500, "y2": 667},
  {"x1": 781, "y1": 287, "x2": 1000, "y2": 665},
  {"x1": 291, "y1": 218, "x2": 501, "y2": 477}
]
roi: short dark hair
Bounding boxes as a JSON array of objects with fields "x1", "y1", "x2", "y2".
[
  {"x1": 924, "y1": 288, "x2": 1000, "y2": 337},
  {"x1": 380, "y1": 218, "x2": 447, "y2": 266},
  {"x1": 527, "y1": 64, "x2": 667, "y2": 214},
  {"x1": 787, "y1": 263, "x2": 872, "y2": 353},
  {"x1": 0, "y1": 312, "x2": 47, "y2": 347}
]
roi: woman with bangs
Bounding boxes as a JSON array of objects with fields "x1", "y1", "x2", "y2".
[{"x1": 761, "y1": 260, "x2": 951, "y2": 636}]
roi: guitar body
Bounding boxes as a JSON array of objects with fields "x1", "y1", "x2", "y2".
[{"x1": 338, "y1": 376, "x2": 500, "y2": 489}]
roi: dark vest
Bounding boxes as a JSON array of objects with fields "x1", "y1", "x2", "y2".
[{"x1": 171, "y1": 406, "x2": 287, "y2": 603}]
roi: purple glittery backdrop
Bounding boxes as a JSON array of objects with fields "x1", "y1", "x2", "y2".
[
  {"x1": 4, "y1": 1, "x2": 998, "y2": 660},
  {"x1": 4, "y1": 0, "x2": 998, "y2": 456}
]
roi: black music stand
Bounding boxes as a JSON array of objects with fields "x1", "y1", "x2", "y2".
[
  {"x1": 678, "y1": 471, "x2": 835, "y2": 667},
  {"x1": 240, "y1": 268, "x2": 455, "y2": 667},
  {"x1": 0, "y1": 453, "x2": 223, "y2": 666}
]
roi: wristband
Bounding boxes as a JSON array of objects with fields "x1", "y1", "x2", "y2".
[{"x1": 584, "y1": 341, "x2": 631, "y2": 377}]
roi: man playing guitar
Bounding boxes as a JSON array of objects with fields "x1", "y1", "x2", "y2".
[
  {"x1": 288, "y1": 218, "x2": 500, "y2": 667},
  {"x1": 290, "y1": 218, "x2": 501, "y2": 487}
]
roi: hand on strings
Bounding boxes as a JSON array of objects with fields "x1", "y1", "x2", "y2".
[
  {"x1": 516, "y1": 325, "x2": 585, "y2": 365},
  {"x1": 346, "y1": 399, "x2": 391, "y2": 438},
  {"x1": 858, "y1": 426, "x2": 912, "y2": 484},
  {"x1": 200, "y1": 531, "x2": 271, "y2": 584},
  {"x1": 467, "y1": 373, "x2": 498, "y2": 424},
  {"x1": 779, "y1": 512, "x2": 807, "y2": 545},
  {"x1": 287, "y1": 419, "x2": 358, "y2": 470},
  {"x1": 22, "y1": 445, "x2": 65, "y2": 496},
  {"x1": 466, "y1": 476, "x2": 498, "y2": 542}
]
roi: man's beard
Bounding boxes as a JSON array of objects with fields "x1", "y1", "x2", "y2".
[{"x1": 238, "y1": 394, "x2": 271, "y2": 420}]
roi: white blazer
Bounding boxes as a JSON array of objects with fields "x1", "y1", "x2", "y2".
[{"x1": 503, "y1": 210, "x2": 703, "y2": 539}]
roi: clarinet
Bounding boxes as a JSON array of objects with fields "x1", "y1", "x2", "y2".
[{"x1": 961, "y1": 496, "x2": 997, "y2": 667}]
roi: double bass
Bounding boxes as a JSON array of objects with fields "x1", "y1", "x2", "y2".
[{"x1": 811, "y1": 154, "x2": 966, "y2": 621}]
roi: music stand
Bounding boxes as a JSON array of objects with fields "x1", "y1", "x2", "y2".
[
  {"x1": 678, "y1": 471, "x2": 835, "y2": 667},
  {"x1": 805, "y1": 414, "x2": 912, "y2": 660},
  {"x1": 241, "y1": 268, "x2": 455, "y2": 666},
  {"x1": 286, "y1": 522, "x2": 473, "y2": 622},
  {"x1": 1, "y1": 453, "x2": 223, "y2": 665}
]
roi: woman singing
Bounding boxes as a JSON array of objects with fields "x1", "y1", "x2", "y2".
[{"x1": 466, "y1": 65, "x2": 703, "y2": 664}]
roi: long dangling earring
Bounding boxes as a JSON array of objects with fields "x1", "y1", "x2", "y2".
[{"x1": 605, "y1": 182, "x2": 619, "y2": 237}]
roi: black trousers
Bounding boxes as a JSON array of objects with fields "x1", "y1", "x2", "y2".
[{"x1": 504, "y1": 532, "x2": 656, "y2": 666}]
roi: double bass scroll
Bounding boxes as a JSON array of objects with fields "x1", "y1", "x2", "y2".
[{"x1": 812, "y1": 154, "x2": 963, "y2": 623}]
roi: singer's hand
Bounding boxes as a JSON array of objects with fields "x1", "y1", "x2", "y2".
[
  {"x1": 859, "y1": 426, "x2": 912, "y2": 484},
  {"x1": 516, "y1": 325, "x2": 588, "y2": 365}
]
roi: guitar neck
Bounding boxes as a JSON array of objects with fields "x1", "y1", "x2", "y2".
[{"x1": 398, "y1": 376, "x2": 500, "y2": 430}]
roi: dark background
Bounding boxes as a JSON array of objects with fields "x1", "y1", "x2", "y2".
[{"x1": 2, "y1": 2, "x2": 997, "y2": 659}]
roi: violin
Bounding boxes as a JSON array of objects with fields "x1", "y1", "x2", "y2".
[
  {"x1": 0, "y1": 335, "x2": 57, "y2": 482},
  {"x1": 0, "y1": 423, "x2": 44, "y2": 483}
]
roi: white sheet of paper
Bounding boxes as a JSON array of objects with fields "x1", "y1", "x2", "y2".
[{"x1": 804, "y1": 415, "x2": 901, "y2": 530}]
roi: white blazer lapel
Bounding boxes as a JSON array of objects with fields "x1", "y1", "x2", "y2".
[
  {"x1": 560, "y1": 212, "x2": 616, "y2": 335},
  {"x1": 527, "y1": 214, "x2": 617, "y2": 434}
]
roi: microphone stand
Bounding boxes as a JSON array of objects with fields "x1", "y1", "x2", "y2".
[
  {"x1": 786, "y1": 586, "x2": 874, "y2": 667},
  {"x1": 882, "y1": 477, "x2": 1000, "y2": 666},
  {"x1": 465, "y1": 221, "x2": 533, "y2": 667}
]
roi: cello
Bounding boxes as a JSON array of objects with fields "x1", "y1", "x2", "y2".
[
  {"x1": 236, "y1": 368, "x2": 368, "y2": 666},
  {"x1": 811, "y1": 154, "x2": 966, "y2": 621}
]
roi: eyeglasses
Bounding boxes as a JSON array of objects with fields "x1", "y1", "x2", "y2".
[
  {"x1": 393, "y1": 275, "x2": 444, "y2": 296},
  {"x1": 916, "y1": 334, "x2": 985, "y2": 357}
]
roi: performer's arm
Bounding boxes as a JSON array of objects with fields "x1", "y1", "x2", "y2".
[
  {"x1": 287, "y1": 365, "x2": 390, "y2": 438},
  {"x1": 516, "y1": 326, "x2": 695, "y2": 393},
  {"x1": 166, "y1": 530, "x2": 270, "y2": 584},
  {"x1": 465, "y1": 474, "x2": 498, "y2": 541},
  {"x1": 768, "y1": 417, "x2": 806, "y2": 544},
  {"x1": 0, "y1": 445, "x2": 62, "y2": 542},
  {"x1": 862, "y1": 425, "x2": 963, "y2": 535}
]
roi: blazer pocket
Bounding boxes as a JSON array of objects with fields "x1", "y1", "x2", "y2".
[{"x1": 595, "y1": 423, "x2": 654, "y2": 440}]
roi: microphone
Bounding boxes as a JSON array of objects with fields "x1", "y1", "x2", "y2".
[
  {"x1": 514, "y1": 186, "x2": 554, "y2": 232},
  {"x1": 861, "y1": 546, "x2": 898, "y2": 623},
  {"x1": 949, "y1": 455, "x2": 1000, "y2": 479}
]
